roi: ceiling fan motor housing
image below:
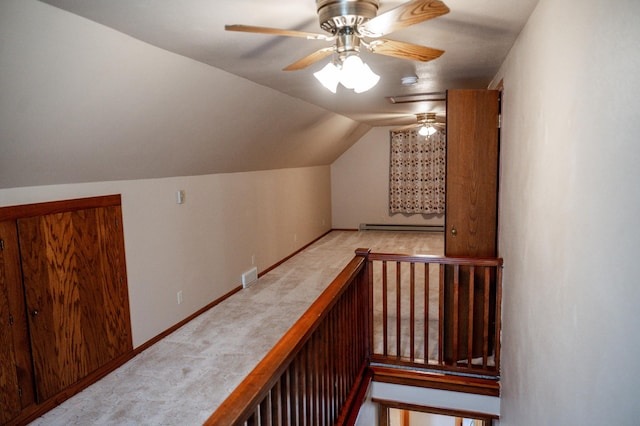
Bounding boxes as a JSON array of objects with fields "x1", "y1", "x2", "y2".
[{"x1": 317, "y1": 0, "x2": 379, "y2": 33}]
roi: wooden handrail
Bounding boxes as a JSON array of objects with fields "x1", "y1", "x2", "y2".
[
  {"x1": 205, "y1": 249, "x2": 370, "y2": 425},
  {"x1": 368, "y1": 252, "x2": 503, "y2": 267},
  {"x1": 207, "y1": 249, "x2": 503, "y2": 424}
]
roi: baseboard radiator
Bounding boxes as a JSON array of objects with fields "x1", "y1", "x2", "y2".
[{"x1": 359, "y1": 223, "x2": 444, "y2": 233}]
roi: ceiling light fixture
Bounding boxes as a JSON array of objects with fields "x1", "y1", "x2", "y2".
[
  {"x1": 418, "y1": 124, "x2": 437, "y2": 136},
  {"x1": 314, "y1": 54, "x2": 380, "y2": 93},
  {"x1": 313, "y1": 29, "x2": 380, "y2": 94},
  {"x1": 417, "y1": 112, "x2": 440, "y2": 136}
]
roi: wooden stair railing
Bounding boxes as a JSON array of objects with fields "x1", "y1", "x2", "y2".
[
  {"x1": 207, "y1": 249, "x2": 503, "y2": 425},
  {"x1": 205, "y1": 249, "x2": 372, "y2": 426},
  {"x1": 368, "y1": 253, "x2": 503, "y2": 376}
]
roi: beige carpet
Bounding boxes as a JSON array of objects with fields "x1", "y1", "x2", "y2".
[{"x1": 29, "y1": 230, "x2": 443, "y2": 425}]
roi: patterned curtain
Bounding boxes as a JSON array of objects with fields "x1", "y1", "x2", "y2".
[{"x1": 389, "y1": 129, "x2": 446, "y2": 214}]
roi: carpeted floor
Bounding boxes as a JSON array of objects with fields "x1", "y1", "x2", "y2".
[{"x1": 29, "y1": 230, "x2": 443, "y2": 425}]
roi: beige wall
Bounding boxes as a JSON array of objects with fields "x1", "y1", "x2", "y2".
[
  {"x1": 331, "y1": 126, "x2": 444, "y2": 229},
  {"x1": 493, "y1": 0, "x2": 640, "y2": 423},
  {"x1": 0, "y1": 0, "x2": 368, "y2": 189},
  {"x1": 0, "y1": 166, "x2": 331, "y2": 347}
]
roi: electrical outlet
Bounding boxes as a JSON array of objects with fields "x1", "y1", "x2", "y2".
[
  {"x1": 177, "y1": 291, "x2": 183, "y2": 305},
  {"x1": 251, "y1": 254, "x2": 255, "y2": 265},
  {"x1": 294, "y1": 233, "x2": 298, "y2": 242}
]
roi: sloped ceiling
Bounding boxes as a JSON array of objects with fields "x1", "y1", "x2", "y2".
[{"x1": 0, "y1": 0, "x2": 537, "y2": 189}]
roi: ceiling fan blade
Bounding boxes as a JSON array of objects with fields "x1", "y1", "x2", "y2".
[
  {"x1": 283, "y1": 48, "x2": 334, "y2": 71},
  {"x1": 225, "y1": 25, "x2": 329, "y2": 40},
  {"x1": 369, "y1": 39, "x2": 444, "y2": 62},
  {"x1": 360, "y1": 0, "x2": 450, "y2": 37}
]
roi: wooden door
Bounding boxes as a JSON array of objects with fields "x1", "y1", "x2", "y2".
[
  {"x1": 0, "y1": 221, "x2": 35, "y2": 423},
  {"x1": 444, "y1": 89, "x2": 500, "y2": 363},
  {"x1": 445, "y1": 89, "x2": 500, "y2": 257},
  {"x1": 18, "y1": 205, "x2": 132, "y2": 402}
]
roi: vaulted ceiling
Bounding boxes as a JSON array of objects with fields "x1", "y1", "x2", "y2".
[
  {"x1": 0, "y1": 1, "x2": 538, "y2": 189},
  {"x1": 37, "y1": 0, "x2": 538, "y2": 125}
]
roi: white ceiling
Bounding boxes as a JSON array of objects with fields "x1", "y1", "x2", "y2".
[{"x1": 36, "y1": 0, "x2": 538, "y2": 127}]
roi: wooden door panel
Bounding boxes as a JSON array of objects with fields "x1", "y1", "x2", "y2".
[
  {"x1": 19, "y1": 211, "x2": 88, "y2": 401},
  {"x1": 95, "y1": 207, "x2": 132, "y2": 360},
  {"x1": 0, "y1": 223, "x2": 21, "y2": 424},
  {"x1": 18, "y1": 206, "x2": 132, "y2": 402},
  {"x1": 0, "y1": 220, "x2": 36, "y2": 417},
  {"x1": 445, "y1": 89, "x2": 499, "y2": 257}
]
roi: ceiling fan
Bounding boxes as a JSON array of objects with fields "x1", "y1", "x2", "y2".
[
  {"x1": 226, "y1": 0, "x2": 449, "y2": 92},
  {"x1": 393, "y1": 112, "x2": 445, "y2": 135}
]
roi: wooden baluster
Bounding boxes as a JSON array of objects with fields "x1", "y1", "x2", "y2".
[
  {"x1": 300, "y1": 342, "x2": 311, "y2": 425},
  {"x1": 247, "y1": 407, "x2": 257, "y2": 426},
  {"x1": 344, "y1": 286, "x2": 358, "y2": 398},
  {"x1": 438, "y1": 264, "x2": 445, "y2": 364},
  {"x1": 410, "y1": 262, "x2": 416, "y2": 362},
  {"x1": 495, "y1": 264, "x2": 503, "y2": 372},
  {"x1": 341, "y1": 292, "x2": 348, "y2": 390},
  {"x1": 344, "y1": 290, "x2": 350, "y2": 407},
  {"x1": 482, "y1": 266, "x2": 490, "y2": 369},
  {"x1": 382, "y1": 260, "x2": 388, "y2": 357},
  {"x1": 271, "y1": 380, "x2": 280, "y2": 426},
  {"x1": 329, "y1": 305, "x2": 337, "y2": 421},
  {"x1": 261, "y1": 392, "x2": 272, "y2": 426},
  {"x1": 292, "y1": 356, "x2": 301, "y2": 426},
  {"x1": 317, "y1": 329, "x2": 324, "y2": 426},
  {"x1": 280, "y1": 370, "x2": 290, "y2": 426},
  {"x1": 424, "y1": 262, "x2": 430, "y2": 365},
  {"x1": 364, "y1": 257, "x2": 372, "y2": 364},
  {"x1": 316, "y1": 328, "x2": 322, "y2": 425},
  {"x1": 338, "y1": 292, "x2": 344, "y2": 417},
  {"x1": 467, "y1": 265, "x2": 475, "y2": 366},
  {"x1": 396, "y1": 261, "x2": 401, "y2": 359},
  {"x1": 337, "y1": 292, "x2": 344, "y2": 422},
  {"x1": 323, "y1": 317, "x2": 330, "y2": 426},
  {"x1": 312, "y1": 336, "x2": 318, "y2": 425},
  {"x1": 453, "y1": 264, "x2": 460, "y2": 365}
]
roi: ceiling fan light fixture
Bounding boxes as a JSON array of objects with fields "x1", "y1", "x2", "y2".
[
  {"x1": 315, "y1": 54, "x2": 380, "y2": 94},
  {"x1": 418, "y1": 124, "x2": 437, "y2": 136},
  {"x1": 314, "y1": 62, "x2": 341, "y2": 93}
]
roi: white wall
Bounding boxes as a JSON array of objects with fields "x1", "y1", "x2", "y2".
[
  {"x1": 0, "y1": 0, "x2": 368, "y2": 189},
  {"x1": 493, "y1": 0, "x2": 640, "y2": 423},
  {"x1": 331, "y1": 126, "x2": 444, "y2": 229},
  {"x1": 0, "y1": 166, "x2": 331, "y2": 347}
]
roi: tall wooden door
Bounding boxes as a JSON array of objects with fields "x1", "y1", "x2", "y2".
[
  {"x1": 18, "y1": 205, "x2": 132, "y2": 402},
  {"x1": 445, "y1": 89, "x2": 500, "y2": 257},
  {"x1": 444, "y1": 89, "x2": 500, "y2": 362}
]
